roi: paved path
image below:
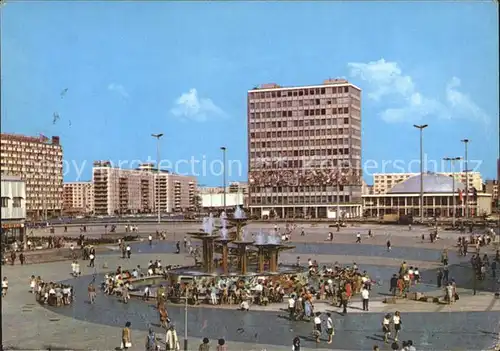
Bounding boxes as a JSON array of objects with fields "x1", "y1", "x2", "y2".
[{"x1": 3, "y1": 252, "x2": 499, "y2": 350}]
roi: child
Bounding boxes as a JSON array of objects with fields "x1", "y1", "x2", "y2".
[{"x1": 313, "y1": 312, "x2": 322, "y2": 343}]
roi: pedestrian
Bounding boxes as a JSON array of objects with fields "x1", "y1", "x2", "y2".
[
  {"x1": 361, "y1": 285, "x2": 370, "y2": 311},
  {"x1": 19, "y1": 252, "x2": 25, "y2": 265},
  {"x1": 89, "y1": 252, "x2": 95, "y2": 267},
  {"x1": 393, "y1": 311, "x2": 402, "y2": 341},
  {"x1": 292, "y1": 336, "x2": 301, "y2": 351},
  {"x1": 382, "y1": 313, "x2": 391, "y2": 343},
  {"x1": 199, "y1": 337, "x2": 210, "y2": 351},
  {"x1": 216, "y1": 338, "x2": 227, "y2": 351},
  {"x1": 313, "y1": 312, "x2": 322, "y2": 343},
  {"x1": 10, "y1": 251, "x2": 16, "y2": 265},
  {"x1": 288, "y1": 294, "x2": 296, "y2": 320},
  {"x1": 148, "y1": 234, "x2": 153, "y2": 246},
  {"x1": 176, "y1": 241, "x2": 180, "y2": 254},
  {"x1": 386, "y1": 240, "x2": 392, "y2": 252},
  {"x1": 301, "y1": 229, "x2": 305, "y2": 236},
  {"x1": 340, "y1": 289, "x2": 348, "y2": 314},
  {"x1": 2, "y1": 277, "x2": 8, "y2": 297},
  {"x1": 126, "y1": 245, "x2": 131, "y2": 259},
  {"x1": 326, "y1": 312, "x2": 334, "y2": 344},
  {"x1": 165, "y1": 325, "x2": 180, "y2": 350},
  {"x1": 145, "y1": 327, "x2": 157, "y2": 351},
  {"x1": 121, "y1": 321, "x2": 132, "y2": 350},
  {"x1": 88, "y1": 283, "x2": 96, "y2": 304},
  {"x1": 356, "y1": 232, "x2": 361, "y2": 243}
]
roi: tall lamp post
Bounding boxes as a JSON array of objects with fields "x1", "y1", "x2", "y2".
[
  {"x1": 414, "y1": 124, "x2": 428, "y2": 223},
  {"x1": 444, "y1": 157, "x2": 462, "y2": 227},
  {"x1": 151, "y1": 133, "x2": 164, "y2": 225},
  {"x1": 220, "y1": 146, "x2": 227, "y2": 213},
  {"x1": 461, "y1": 139, "x2": 470, "y2": 220}
]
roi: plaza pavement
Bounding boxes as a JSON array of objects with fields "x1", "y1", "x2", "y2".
[{"x1": 3, "y1": 250, "x2": 500, "y2": 350}]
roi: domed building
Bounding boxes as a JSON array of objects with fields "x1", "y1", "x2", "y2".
[{"x1": 362, "y1": 172, "x2": 492, "y2": 219}]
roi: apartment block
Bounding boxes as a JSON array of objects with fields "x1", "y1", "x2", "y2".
[
  {"x1": 1, "y1": 175, "x2": 27, "y2": 242},
  {"x1": 92, "y1": 161, "x2": 197, "y2": 216},
  {"x1": 63, "y1": 182, "x2": 94, "y2": 215},
  {"x1": 0, "y1": 133, "x2": 63, "y2": 219},
  {"x1": 373, "y1": 172, "x2": 483, "y2": 194},
  {"x1": 247, "y1": 79, "x2": 363, "y2": 219},
  {"x1": 484, "y1": 180, "x2": 499, "y2": 208}
]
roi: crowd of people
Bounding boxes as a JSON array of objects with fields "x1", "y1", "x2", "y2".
[{"x1": 30, "y1": 275, "x2": 74, "y2": 307}]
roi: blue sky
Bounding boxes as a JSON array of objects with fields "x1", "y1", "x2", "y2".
[{"x1": 1, "y1": 1, "x2": 498, "y2": 186}]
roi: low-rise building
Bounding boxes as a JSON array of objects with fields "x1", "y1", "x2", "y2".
[
  {"x1": 363, "y1": 173, "x2": 492, "y2": 219},
  {"x1": 1, "y1": 175, "x2": 26, "y2": 243},
  {"x1": 373, "y1": 172, "x2": 483, "y2": 195},
  {"x1": 484, "y1": 180, "x2": 499, "y2": 210}
]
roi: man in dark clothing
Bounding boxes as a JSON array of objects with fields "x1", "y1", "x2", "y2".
[
  {"x1": 437, "y1": 269, "x2": 443, "y2": 288},
  {"x1": 491, "y1": 260, "x2": 497, "y2": 278},
  {"x1": 19, "y1": 253, "x2": 25, "y2": 265},
  {"x1": 390, "y1": 274, "x2": 398, "y2": 296},
  {"x1": 340, "y1": 290, "x2": 348, "y2": 314}
]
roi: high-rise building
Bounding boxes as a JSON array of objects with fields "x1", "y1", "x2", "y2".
[
  {"x1": 373, "y1": 172, "x2": 483, "y2": 195},
  {"x1": 92, "y1": 161, "x2": 197, "y2": 216},
  {"x1": 0, "y1": 133, "x2": 63, "y2": 219},
  {"x1": 247, "y1": 79, "x2": 362, "y2": 219},
  {"x1": 63, "y1": 182, "x2": 94, "y2": 215}
]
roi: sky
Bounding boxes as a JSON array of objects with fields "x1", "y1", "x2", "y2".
[{"x1": 1, "y1": 1, "x2": 499, "y2": 186}]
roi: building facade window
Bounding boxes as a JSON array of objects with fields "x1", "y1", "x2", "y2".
[
  {"x1": 1, "y1": 197, "x2": 9, "y2": 208},
  {"x1": 13, "y1": 197, "x2": 23, "y2": 208}
]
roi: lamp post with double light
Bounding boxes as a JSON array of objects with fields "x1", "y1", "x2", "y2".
[
  {"x1": 414, "y1": 124, "x2": 428, "y2": 223},
  {"x1": 151, "y1": 133, "x2": 164, "y2": 225}
]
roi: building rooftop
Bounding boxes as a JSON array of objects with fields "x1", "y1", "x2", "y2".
[
  {"x1": 388, "y1": 172, "x2": 466, "y2": 194},
  {"x1": 248, "y1": 79, "x2": 360, "y2": 92}
]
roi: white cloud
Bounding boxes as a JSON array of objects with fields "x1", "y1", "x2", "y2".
[
  {"x1": 170, "y1": 88, "x2": 225, "y2": 122},
  {"x1": 348, "y1": 58, "x2": 489, "y2": 124},
  {"x1": 108, "y1": 83, "x2": 129, "y2": 99}
]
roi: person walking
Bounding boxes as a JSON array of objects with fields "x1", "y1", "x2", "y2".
[
  {"x1": 121, "y1": 321, "x2": 132, "y2": 350},
  {"x1": 326, "y1": 312, "x2": 334, "y2": 344},
  {"x1": 19, "y1": 252, "x2": 25, "y2": 265},
  {"x1": 2, "y1": 277, "x2": 8, "y2": 297},
  {"x1": 126, "y1": 245, "x2": 132, "y2": 259},
  {"x1": 393, "y1": 311, "x2": 402, "y2": 341},
  {"x1": 356, "y1": 232, "x2": 362, "y2": 243},
  {"x1": 292, "y1": 336, "x2": 301, "y2": 351},
  {"x1": 148, "y1": 234, "x2": 153, "y2": 246},
  {"x1": 361, "y1": 285, "x2": 370, "y2": 311},
  {"x1": 382, "y1": 314, "x2": 391, "y2": 343},
  {"x1": 386, "y1": 240, "x2": 392, "y2": 252},
  {"x1": 176, "y1": 241, "x2": 180, "y2": 254}
]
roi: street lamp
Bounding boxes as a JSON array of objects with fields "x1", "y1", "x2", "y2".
[
  {"x1": 461, "y1": 139, "x2": 470, "y2": 220},
  {"x1": 414, "y1": 124, "x2": 428, "y2": 223},
  {"x1": 179, "y1": 295, "x2": 189, "y2": 351},
  {"x1": 220, "y1": 146, "x2": 227, "y2": 213},
  {"x1": 151, "y1": 133, "x2": 164, "y2": 225},
  {"x1": 443, "y1": 157, "x2": 462, "y2": 227}
]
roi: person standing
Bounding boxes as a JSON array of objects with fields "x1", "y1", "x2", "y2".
[
  {"x1": 89, "y1": 252, "x2": 95, "y2": 267},
  {"x1": 165, "y1": 325, "x2": 180, "y2": 350},
  {"x1": 176, "y1": 241, "x2": 180, "y2": 254},
  {"x1": 199, "y1": 337, "x2": 210, "y2": 351},
  {"x1": 386, "y1": 240, "x2": 392, "y2": 252},
  {"x1": 382, "y1": 314, "x2": 391, "y2": 343},
  {"x1": 145, "y1": 328, "x2": 157, "y2": 351},
  {"x1": 126, "y1": 245, "x2": 131, "y2": 259},
  {"x1": 121, "y1": 321, "x2": 132, "y2": 350},
  {"x1": 393, "y1": 311, "x2": 402, "y2": 341},
  {"x1": 361, "y1": 285, "x2": 370, "y2": 311},
  {"x1": 288, "y1": 294, "x2": 296, "y2": 320},
  {"x1": 326, "y1": 312, "x2": 334, "y2": 344},
  {"x1": 88, "y1": 283, "x2": 96, "y2": 304},
  {"x1": 10, "y1": 251, "x2": 16, "y2": 265},
  {"x1": 19, "y1": 252, "x2": 25, "y2": 265},
  {"x1": 437, "y1": 269, "x2": 443, "y2": 288},
  {"x1": 216, "y1": 338, "x2": 227, "y2": 351},
  {"x1": 340, "y1": 289, "x2": 348, "y2": 314}
]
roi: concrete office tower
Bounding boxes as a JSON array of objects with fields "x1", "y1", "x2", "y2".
[
  {"x1": 63, "y1": 181, "x2": 94, "y2": 215},
  {"x1": 247, "y1": 79, "x2": 362, "y2": 219},
  {"x1": 0, "y1": 133, "x2": 63, "y2": 220},
  {"x1": 92, "y1": 161, "x2": 197, "y2": 216}
]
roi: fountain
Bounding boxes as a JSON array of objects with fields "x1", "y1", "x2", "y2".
[{"x1": 165, "y1": 205, "x2": 305, "y2": 280}]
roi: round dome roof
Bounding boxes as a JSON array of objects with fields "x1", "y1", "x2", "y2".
[{"x1": 388, "y1": 173, "x2": 466, "y2": 194}]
